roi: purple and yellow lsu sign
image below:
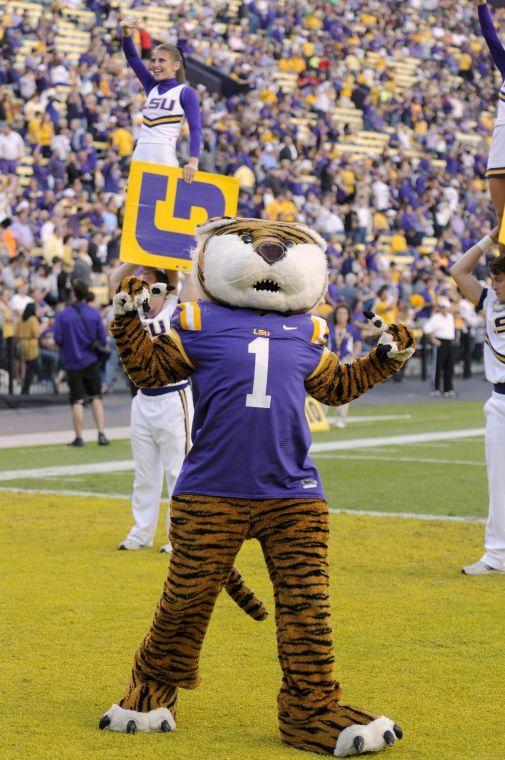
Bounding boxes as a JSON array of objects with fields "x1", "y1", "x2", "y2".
[{"x1": 120, "y1": 163, "x2": 239, "y2": 271}]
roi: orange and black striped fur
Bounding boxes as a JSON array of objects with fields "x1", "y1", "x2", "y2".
[{"x1": 110, "y1": 274, "x2": 414, "y2": 755}]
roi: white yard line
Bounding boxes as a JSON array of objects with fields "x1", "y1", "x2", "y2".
[
  {"x1": 0, "y1": 486, "x2": 131, "y2": 500},
  {"x1": 0, "y1": 426, "x2": 131, "y2": 449},
  {"x1": 310, "y1": 427, "x2": 485, "y2": 453},
  {"x1": 315, "y1": 453, "x2": 485, "y2": 466},
  {"x1": 0, "y1": 460, "x2": 135, "y2": 481},
  {"x1": 328, "y1": 507, "x2": 485, "y2": 524},
  {"x1": 0, "y1": 485, "x2": 485, "y2": 524},
  {"x1": 337, "y1": 414, "x2": 412, "y2": 424},
  {"x1": 0, "y1": 427, "x2": 485, "y2": 481}
]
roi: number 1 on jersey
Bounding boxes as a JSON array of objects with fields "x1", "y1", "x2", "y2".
[{"x1": 246, "y1": 337, "x2": 272, "y2": 409}]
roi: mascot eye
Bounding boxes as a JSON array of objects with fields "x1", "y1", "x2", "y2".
[
  {"x1": 284, "y1": 240, "x2": 295, "y2": 248},
  {"x1": 241, "y1": 234, "x2": 253, "y2": 244}
]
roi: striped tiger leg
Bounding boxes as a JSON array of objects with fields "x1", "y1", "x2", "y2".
[
  {"x1": 253, "y1": 498, "x2": 377, "y2": 755},
  {"x1": 119, "y1": 667, "x2": 178, "y2": 717},
  {"x1": 119, "y1": 494, "x2": 249, "y2": 710}
]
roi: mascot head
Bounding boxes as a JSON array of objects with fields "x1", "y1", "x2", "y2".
[{"x1": 193, "y1": 217, "x2": 328, "y2": 314}]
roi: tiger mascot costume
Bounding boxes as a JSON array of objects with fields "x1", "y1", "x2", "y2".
[{"x1": 99, "y1": 217, "x2": 414, "y2": 756}]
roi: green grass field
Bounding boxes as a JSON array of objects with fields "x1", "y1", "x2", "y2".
[{"x1": 2, "y1": 400, "x2": 503, "y2": 760}]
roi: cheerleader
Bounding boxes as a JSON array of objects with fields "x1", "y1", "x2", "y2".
[
  {"x1": 328, "y1": 303, "x2": 362, "y2": 428},
  {"x1": 119, "y1": 16, "x2": 201, "y2": 183},
  {"x1": 477, "y1": 1, "x2": 505, "y2": 245}
]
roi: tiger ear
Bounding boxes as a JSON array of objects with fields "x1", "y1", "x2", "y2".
[
  {"x1": 196, "y1": 216, "x2": 238, "y2": 236},
  {"x1": 289, "y1": 223, "x2": 327, "y2": 253}
]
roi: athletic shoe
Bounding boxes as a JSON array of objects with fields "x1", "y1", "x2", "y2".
[
  {"x1": 98, "y1": 432, "x2": 110, "y2": 446},
  {"x1": 118, "y1": 539, "x2": 143, "y2": 551},
  {"x1": 429, "y1": 390, "x2": 441, "y2": 397},
  {"x1": 68, "y1": 437, "x2": 85, "y2": 447},
  {"x1": 160, "y1": 541, "x2": 173, "y2": 554},
  {"x1": 444, "y1": 390, "x2": 458, "y2": 398},
  {"x1": 461, "y1": 560, "x2": 505, "y2": 575}
]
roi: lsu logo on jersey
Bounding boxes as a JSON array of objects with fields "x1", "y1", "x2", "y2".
[
  {"x1": 146, "y1": 98, "x2": 176, "y2": 111},
  {"x1": 494, "y1": 315, "x2": 505, "y2": 335},
  {"x1": 120, "y1": 164, "x2": 239, "y2": 272}
]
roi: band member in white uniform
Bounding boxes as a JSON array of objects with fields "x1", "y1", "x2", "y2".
[
  {"x1": 450, "y1": 227, "x2": 505, "y2": 574},
  {"x1": 110, "y1": 263, "x2": 194, "y2": 553},
  {"x1": 423, "y1": 299, "x2": 456, "y2": 397},
  {"x1": 120, "y1": 16, "x2": 201, "y2": 182}
]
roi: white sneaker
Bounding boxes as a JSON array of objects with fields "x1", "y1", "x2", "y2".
[
  {"x1": 159, "y1": 541, "x2": 173, "y2": 554},
  {"x1": 118, "y1": 539, "x2": 144, "y2": 551},
  {"x1": 461, "y1": 560, "x2": 505, "y2": 575}
]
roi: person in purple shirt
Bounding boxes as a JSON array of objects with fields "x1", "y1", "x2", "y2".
[
  {"x1": 478, "y1": 0, "x2": 505, "y2": 252},
  {"x1": 120, "y1": 16, "x2": 201, "y2": 183},
  {"x1": 54, "y1": 279, "x2": 109, "y2": 447},
  {"x1": 327, "y1": 303, "x2": 362, "y2": 428}
]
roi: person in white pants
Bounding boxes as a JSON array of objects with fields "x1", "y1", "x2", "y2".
[
  {"x1": 109, "y1": 263, "x2": 193, "y2": 553},
  {"x1": 450, "y1": 226, "x2": 505, "y2": 574}
]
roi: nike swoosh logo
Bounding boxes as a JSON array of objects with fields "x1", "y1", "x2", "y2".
[{"x1": 283, "y1": 325, "x2": 298, "y2": 331}]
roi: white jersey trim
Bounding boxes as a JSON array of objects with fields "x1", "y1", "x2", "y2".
[{"x1": 482, "y1": 288, "x2": 505, "y2": 383}]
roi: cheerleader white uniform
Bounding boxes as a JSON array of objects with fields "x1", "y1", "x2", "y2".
[
  {"x1": 122, "y1": 35, "x2": 201, "y2": 167},
  {"x1": 474, "y1": 285, "x2": 505, "y2": 570},
  {"x1": 133, "y1": 82, "x2": 186, "y2": 165},
  {"x1": 487, "y1": 85, "x2": 505, "y2": 177},
  {"x1": 479, "y1": 3, "x2": 505, "y2": 178}
]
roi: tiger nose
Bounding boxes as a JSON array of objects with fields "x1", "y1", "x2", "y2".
[{"x1": 256, "y1": 242, "x2": 286, "y2": 265}]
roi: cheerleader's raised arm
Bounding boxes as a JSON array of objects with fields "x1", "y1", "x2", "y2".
[{"x1": 120, "y1": 17, "x2": 201, "y2": 183}]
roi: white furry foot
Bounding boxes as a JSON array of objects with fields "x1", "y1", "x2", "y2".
[
  {"x1": 334, "y1": 716, "x2": 402, "y2": 756},
  {"x1": 98, "y1": 704, "x2": 176, "y2": 733}
]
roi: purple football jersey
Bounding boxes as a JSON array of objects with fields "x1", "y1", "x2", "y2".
[{"x1": 171, "y1": 301, "x2": 328, "y2": 500}]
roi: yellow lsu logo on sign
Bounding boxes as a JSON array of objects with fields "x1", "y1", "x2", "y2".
[{"x1": 120, "y1": 163, "x2": 239, "y2": 271}]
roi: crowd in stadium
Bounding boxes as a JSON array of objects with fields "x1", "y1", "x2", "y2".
[{"x1": 0, "y1": 0, "x2": 502, "y2": 394}]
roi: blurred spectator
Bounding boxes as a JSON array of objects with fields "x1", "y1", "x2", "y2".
[
  {"x1": 327, "y1": 303, "x2": 362, "y2": 428},
  {"x1": 424, "y1": 299, "x2": 457, "y2": 397},
  {"x1": 139, "y1": 18, "x2": 152, "y2": 59},
  {"x1": 54, "y1": 280, "x2": 110, "y2": 447},
  {"x1": 39, "y1": 313, "x2": 64, "y2": 392},
  {"x1": 0, "y1": 124, "x2": 25, "y2": 174},
  {"x1": 458, "y1": 297, "x2": 484, "y2": 379},
  {"x1": 15, "y1": 301, "x2": 40, "y2": 394}
]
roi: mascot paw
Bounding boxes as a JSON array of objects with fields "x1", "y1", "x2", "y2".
[
  {"x1": 150, "y1": 282, "x2": 175, "y2": 297},
  {"x1": 113, "y1": 276, "x2": 150, "y2": 317},
  {"x1": 98, "y1": 704, "x2": 176, "y2": 733},
  {"x1": 334, "y1": 717, "x2": 403, "y2": 756},
  {"x1": 363, "y1": 311, "x2": 415, "y2": 362}
]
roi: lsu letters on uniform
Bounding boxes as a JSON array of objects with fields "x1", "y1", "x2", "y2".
[
  {"x1": 122, "y1": 294, "x2": 193, "y2": 551},
  {"x1": 132, "y1": 84, "x2": 186, "y2": 166}
]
